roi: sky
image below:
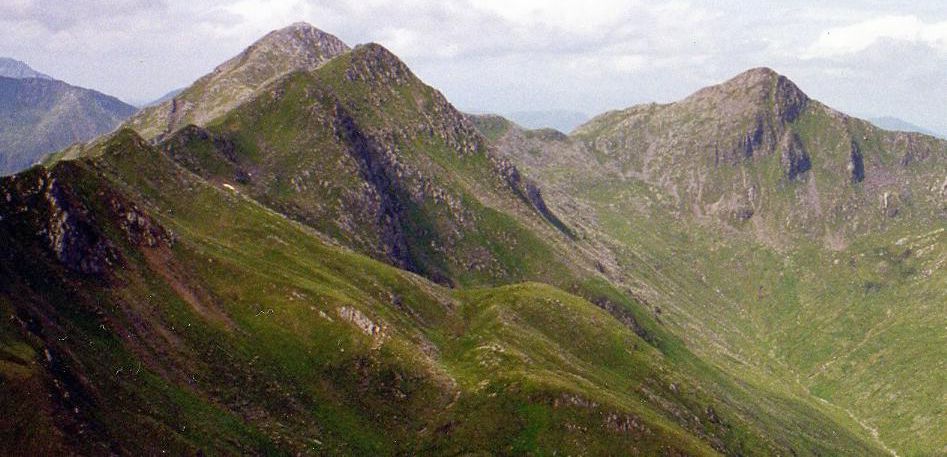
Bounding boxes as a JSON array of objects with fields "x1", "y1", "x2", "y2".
[{"x1": 1, "y1": 0, "x2": 945, "y2": 133}]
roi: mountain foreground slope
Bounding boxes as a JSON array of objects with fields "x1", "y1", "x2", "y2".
[
  {"x1": 0, "y1": 73, "x2": 137, "y2": 176},
  {"x1": 1, "y1": 23, "x2": 943, "y2": 456}
]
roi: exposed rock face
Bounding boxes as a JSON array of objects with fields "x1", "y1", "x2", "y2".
[
  {"x1": 569, "y1": 67, "x2": 947, "y2": 248},
  {"x1": 125, "y1": 22, "x2": 351, "y2": 140},
  {"x1": 0, "y1": 160, "x2": 171, "y2": 276},
  {"x1": 0, "y1": 165, "x2": 115, "y2": 274},
  {"x1": 496, "y1": 157, "x2": 575, "y2": 238},
  {"x1": 780, "y1": 132, "x2": 811, "y2": 180},
  {"x1": 849, "y1": 141, "x2": 865, "y2": 183},
  {"x1": 159, "y1": 125, "x2": 250, "y2": 184},
  {"x1": 331, "y1": 102, "x2": 417, "y2": 274}
]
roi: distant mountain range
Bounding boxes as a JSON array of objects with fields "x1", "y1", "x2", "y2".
[
  {"x1": 0, "y1": 58, "x2": 137, "y2": 175},
  {"x1": 0, "y1": 23, "x2": 944, "y2": 457},
  {"x1": 505, "y1": 110, "x2": 589, "y2": 133},
  {"x1": 869, "y1": 116, "x2": 944, "y2": 138}
]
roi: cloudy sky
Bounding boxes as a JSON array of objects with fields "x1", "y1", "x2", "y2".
[{"x1": 2, "y1": 0, "x2": 945, "y2": 132}]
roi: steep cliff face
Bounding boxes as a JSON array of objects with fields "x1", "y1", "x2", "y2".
[{"x1": 0, "y1": 139, "x2": 172, "y2": 277}]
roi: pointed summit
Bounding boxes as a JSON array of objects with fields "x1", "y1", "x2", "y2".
[
  {"x1": 0, "y1": 57, "x2": 52, "y2": 80},
  {"x1": 218, "y1": 22, "x2": 350, "y2": 76},
  {"x1": 687, "y1": 67, "x2": 809, "y2": 123},
  {"x1": 125, "y1": 23, "x2": 351, "y2": 140}
]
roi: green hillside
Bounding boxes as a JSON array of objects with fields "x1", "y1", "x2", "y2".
[
  {"x1": 2, "y1": 23, "x2": 943, "y2": 456},
  {"x1": 486, "y1": 68, "x2": 946, "y2": 456}
]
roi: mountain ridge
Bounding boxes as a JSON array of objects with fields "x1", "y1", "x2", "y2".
[{"x1": 1, "y1": 24, "x2": 943, "y2": 456}]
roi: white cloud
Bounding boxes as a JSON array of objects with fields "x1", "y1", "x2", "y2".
[{"x1": 804, "y1": 15, "x2": 947, "y2": 58}]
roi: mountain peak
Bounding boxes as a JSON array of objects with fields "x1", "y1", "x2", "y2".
[
  {"x1": 344, "y1": 43, "x2": 415, "y2": 85},
  {"x1": 686, "y1": 67, "x2": 809, "y2": 124},
  {"x1": 221, "y1": 22, "x2": 350, "y2": 75},
  {"x1": 0, "y1": 57, "x2": 52, "y2": 80},
  {"x1": 125, "y1": 23, "x2": 351, "y2": 139},
  {"x1": 253, "y1": 21, "x2": 349, "y2": 52}
]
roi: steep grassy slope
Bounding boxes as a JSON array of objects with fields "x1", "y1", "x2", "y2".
[
  {"x1": 487, "y1": 68, "x2": 946, "y2": 456},
  {"x1": 0, "y1": 76, "x2": 136, "y2": 175},
  {"x1": 0, "y1": 131, "x2": 888, "y2": 456},
  {"x1": 157, "y1": 42, "x2": 577, "y2": 288}
]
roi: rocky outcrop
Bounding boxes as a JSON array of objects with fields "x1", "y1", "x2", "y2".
[
  {"x1": 780, "y1": 132, "x2": 811, "y2": 180},
  {"x1": 0, "y1": 161, "x2": 171, "y2": 276},
  {"x1": 849, "y1": 141, "x2": 865, "y2": 183},
  {"x1": 496, "y1": 156, "x2": 575, "y2": 239},
  {"x1": 160, "y1": 125, "x2": 250, "y2": 183},
  {"x1": 332, "y1": 102, "x2": 419, "y2": 276},
  {"x1": 0, "y1": 165, "x2": 116, "y2": 275}
]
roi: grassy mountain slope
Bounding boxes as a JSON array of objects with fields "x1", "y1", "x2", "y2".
[
  {"x1": 0, "y1": 76, "x2": 136, "y2": 175},
  {"x1": 157, "y1": 42, "x2": 578, "y2": 288},
  {"x1": 1, "y1": 25, "x2": 897, "y2": 454},
  {"x1": 0, "y1": 130, "x2": 886, "y2": 456},
  {"x1": 486, "y1": 68, "x2": 946, "y2": 455}
]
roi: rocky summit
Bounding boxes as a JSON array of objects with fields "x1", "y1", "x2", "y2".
[
  {"x1": 0, "y1": 22, "x2": 944, "y2": 457},
  {"x1": 125, "y1": 22, "x2": 351, "y2": 140}
]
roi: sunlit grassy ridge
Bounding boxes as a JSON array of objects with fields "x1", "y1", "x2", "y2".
[{"x1": 0, "y1": 119, "x2": 887, "y2": 455}]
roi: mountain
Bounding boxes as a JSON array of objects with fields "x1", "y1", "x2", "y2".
[
  {"x1": 506, "y1": 110, "x2": 589, "y2": 133},
  {"x1": 572, "y1": 67, "x2": 947, "y2": 249},
  {"x1": 870, "y1": 116, "x2": 943, "y2": 138},
  {"x1": 0, "y1": 57, "x2": 52, "y2": 80},
  {"x1": 486, "y1": 67, "x2": 947, "y2": 456},
  {"x1": 0, "y1": 76, "x2": 138, "y2": 175},
  {"x1": 0, "y1": 25, "x2": 901, "y2": 456},
  {"x1": 125, "y1": 22, "x2": 350, "y2": 140}
]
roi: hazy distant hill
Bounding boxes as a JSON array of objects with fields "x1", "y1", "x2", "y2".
[
  {"x1": 138, "y1": 87, "x2": 184, "y2": 108},
  {"x1": 0, "y1": 57, "x2": 52, "y2": 80},
  {"x1": 0, "y1": 75, "x2": 137, "y2": 175},
  {"x1": 870, "y1": 116, "x2": 943, "y2": 138},
  {"x1": 507, "y1": 109, "x2": 589, "y2": 133}
]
